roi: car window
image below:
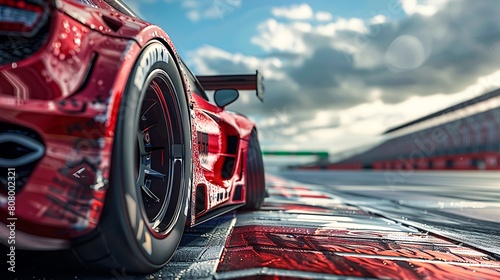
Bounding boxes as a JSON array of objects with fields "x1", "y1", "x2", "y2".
[
  {"x1": 102, "y1": 0, "x2": 140, "y2": 18},
  {"x1": 76, "y1": 0, "x2": 96, "y2": 6},
  {"x1": 181, "y1": 61, "x2": 210, "y2": 101}
]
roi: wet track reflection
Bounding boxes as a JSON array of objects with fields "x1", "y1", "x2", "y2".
[
  {"x1": 216, "y1": 173, "x2": 500, "y2": 279},
  {"x1": 2, "y1": 171, "x2": 500, "y2": 279},
  {"x1": 279, "y1": 171, "x2": 500, "y2": 256}
]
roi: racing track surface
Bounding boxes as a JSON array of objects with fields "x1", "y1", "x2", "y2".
[{"x1": 2, "y1": 171, "x2": 500, "y2": 279}]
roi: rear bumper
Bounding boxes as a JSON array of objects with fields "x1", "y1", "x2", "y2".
[{"x1": 0, "y1": 9, "x2": 137, "y2": 241}]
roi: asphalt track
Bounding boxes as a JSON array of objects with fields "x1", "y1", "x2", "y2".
[
  {"x1": 279, "y1": 171, "x2": 500, "y2": 255},
  {"x1": 2, "y1": 171, "x2": 500, "y2": 279},
  {"x1": 280, "y1": 170, "x2": 500, "y2": 223}
]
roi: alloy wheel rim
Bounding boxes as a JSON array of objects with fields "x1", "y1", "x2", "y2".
[{"x1": 135, "y1": 73, "x2": 184, "y2": 236}]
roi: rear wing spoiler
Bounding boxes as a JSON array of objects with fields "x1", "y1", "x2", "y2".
[{"x1": 197, "y1": 71, "x2": 264, "y2": 102}]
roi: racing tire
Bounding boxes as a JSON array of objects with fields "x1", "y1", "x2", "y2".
[
  {"x1": 71, "y1": 41, "x2": 192, "y2": 273},
  {"x1": 242, "y1": 130, "x2": 266, "y2": 210}
]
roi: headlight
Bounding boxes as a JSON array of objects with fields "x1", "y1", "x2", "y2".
[{"x1": 0, "y1": 0, "x2": 52, "y2": 36}]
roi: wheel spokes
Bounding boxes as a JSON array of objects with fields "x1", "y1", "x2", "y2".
[
  {"x1": 142, "y1": 164, "x2": 166, "y2": 179},
  {"x1": 142, "y1": 122, "x2": 158, "y2": 134},
  {"x1": 134, "y1": 76, "x2": 184, "y2": 235},
  {"x1": 141, "y1": 179, "x2": 160, "y2": 202},
  {"x1": 141, "y1": 101, "x2": 157, "y2": 121},
  {"x1": 137, "y1": 97, "x2": 168, "y2": 224}
]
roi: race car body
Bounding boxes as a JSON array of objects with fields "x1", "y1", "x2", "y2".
[{"x1": 0, "y1": 0, "x2": 266, "y2": 273}]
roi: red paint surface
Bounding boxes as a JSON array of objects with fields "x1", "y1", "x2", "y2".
[{"x1": 0, "y1": 0, "x2": 258, "y2": 240}]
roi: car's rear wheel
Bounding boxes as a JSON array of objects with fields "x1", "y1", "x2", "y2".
[
  {"x1": 243, "y1": 130, "x2": 266, "y2": 210},
  {"x1": 72, "y1": 42, "x2": 192, "y2": 273}
]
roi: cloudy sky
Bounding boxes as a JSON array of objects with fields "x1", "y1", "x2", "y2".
[{"x1": 123, "y1": 0, "x2": 500, "y2": 157}]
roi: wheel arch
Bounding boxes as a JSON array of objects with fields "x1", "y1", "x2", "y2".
[{"x1": 72, "y1": 40, "x2": 194, "y2": 273}]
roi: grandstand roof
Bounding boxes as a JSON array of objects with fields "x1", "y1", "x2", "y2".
[{"x1": 383, "y1": 88, "x2": 500, "y2": 134}]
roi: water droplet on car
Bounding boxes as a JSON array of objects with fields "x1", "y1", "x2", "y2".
[{"x1": 11, "y1": 62, "x2": 17, "y2": 69}]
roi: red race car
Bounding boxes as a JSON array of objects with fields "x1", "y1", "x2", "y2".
[{"x1": 0, "y1": 0, "x2": 266, "y2": 273}]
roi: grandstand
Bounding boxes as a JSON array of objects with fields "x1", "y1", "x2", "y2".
[{"x1": 305, "y1": 89, "x2": 500, "y2": 170}]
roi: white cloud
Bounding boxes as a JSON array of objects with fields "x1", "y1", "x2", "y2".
[
  {"x1": 292, "y1": 22, "x2": 313, "y2": 33},
  {"x1": 186, "y1": 10, "x2": 200, "y2": 22},
  {"x1": 187, "y1": 0, "x2": 500, "y2": 155},
  {"x1": 317, "y1": 18, "x2": 368, "y2": 35},
  {"x1": 251, "y1": 16, "x2": 370, "y2": 54},
  {"x1": 182, "y1": 0, "x2": 242, "y2": 22},
  {"x1": 251, "y1": 19, "x2": 309, "y2": 53},
  {"x1": 369, "y1": 14, "x2": 387, "y2": 25},
  {"x1": 272, "y1": 3, "x2": 314, "y2": 20},
  {"x1": 188, "y1": 45, "x2": 286, "y2": 80},
  {"x1": 400, "y1": 0, "x2": 450, "y2": 17},
  {"x1": 315, "y1": 11, "x2": 333, "y2": 22}
]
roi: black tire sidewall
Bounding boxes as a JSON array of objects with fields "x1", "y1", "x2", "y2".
[
  {"x1": 244, "y1": 130, "x2": 265, "y2": 210},
  {"x1": 101, "y1": 41, "x2": 192, "y2": 272}
]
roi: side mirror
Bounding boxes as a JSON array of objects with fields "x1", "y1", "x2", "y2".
[{"x1": 214, "y1": 89, "x2": 239, "y2": 108}]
